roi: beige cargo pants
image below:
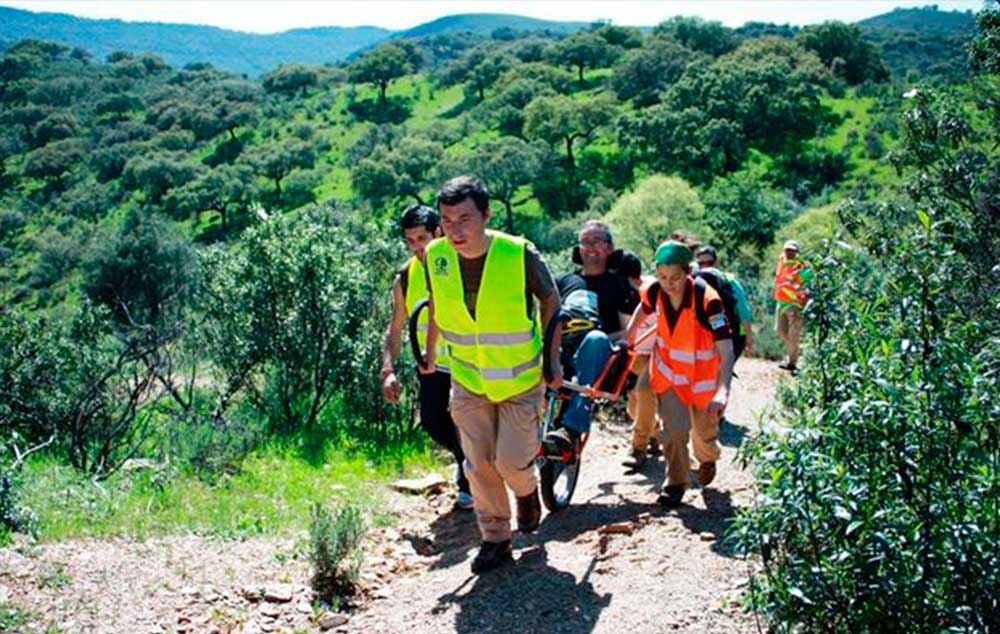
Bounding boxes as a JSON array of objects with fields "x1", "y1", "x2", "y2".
[{"x1": 450, "y1": 381, "x2": 544, "y2": 543}]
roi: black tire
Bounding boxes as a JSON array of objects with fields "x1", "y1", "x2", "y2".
[{"x1": 539, "y1": 455, "x2": 581, "y2": 512}]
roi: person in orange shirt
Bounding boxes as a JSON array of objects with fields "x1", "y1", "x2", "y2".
[
  {"x1": 773, "y1": 240, "x2": 814, "y2": 374},
  {"x1": 625, "y1": 241, "x2": 735, "y2": 507}
]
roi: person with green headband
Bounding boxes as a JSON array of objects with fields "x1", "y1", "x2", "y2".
[{"x1": 625, "y1": 240, "x2": 735, "y2": 507}]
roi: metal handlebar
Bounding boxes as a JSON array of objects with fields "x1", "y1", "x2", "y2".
[{"x1": 408, "y1": 298, "x2": 430, "y2": 371}]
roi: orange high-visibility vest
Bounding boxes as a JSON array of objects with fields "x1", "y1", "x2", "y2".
[
  {"x1": 649, "y1": 278, "x2": 721, "y2": 408},
  {"x1": 774, "y1": 255, "x2": 807, "y2": 307}
]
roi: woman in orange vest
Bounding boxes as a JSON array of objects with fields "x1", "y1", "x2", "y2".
[{"x1": 625, "y1": 241, "x2": 735, "y2": 507}]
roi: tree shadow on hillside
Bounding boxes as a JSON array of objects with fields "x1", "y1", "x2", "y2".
[
  {"x1": 348, "y1": 97, "x2": 411, "y2": 124},
  {"x1": 436, "y1": 545, "x2": 611, "y2": 634}
]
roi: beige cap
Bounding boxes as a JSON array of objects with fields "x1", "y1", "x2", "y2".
[{"x1": 782, "y1": 240, "x2": 800, "y2": 252}]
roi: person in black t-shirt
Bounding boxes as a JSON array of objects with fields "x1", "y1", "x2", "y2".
[{"x1": 548, "y1": 220, "x2": 639, "y2": 452}]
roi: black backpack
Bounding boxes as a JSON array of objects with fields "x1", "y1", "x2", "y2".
[
  {"x1": 693, "y1": 269, "x2": 745, "y2": 360},
  {"x1": 646, "y1": 274, "x2": 746, "y2": 360},
  {"x1": 558, "y1": 288, "x2": 602, "y2": 367}
]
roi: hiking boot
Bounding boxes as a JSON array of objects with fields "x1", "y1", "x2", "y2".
[
  {"x1": 454, "y1": 491, "x2": 474, "y2": 512},
  {"x1": 516, "y1": 488, "x2": 541, "y2": 533},
  {"x1": 646, "y1": 438, "x2": 662, "y2": 456},
  {"x1": 622, "y1": 448, "x2": 647, "y2": 471},
  {"x1": 470, "y1": 540, "x2": 513, "y2": 574},
  {"x1": 778, "y1": 361, "x2": 798, "y2": 373},
  {"x1": 658, "y1": 484, "x2": 686, "y2": 508},
  {"x1": 544, "y1": 427, "x2": 581, "y2": 455},
  {"x1": 698, "y1": 461, "x2": 717, "y2": 487}
]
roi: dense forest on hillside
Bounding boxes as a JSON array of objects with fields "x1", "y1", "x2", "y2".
[
  {"x1": 0, "y1": 9, "x2": 975, "y2": 467},
  {"x1": 1, "y1": 4, "x2": 998, "y2": 629}
]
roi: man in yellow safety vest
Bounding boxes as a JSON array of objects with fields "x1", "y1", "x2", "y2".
[{"x1": 422, "y1": 176, "x2": 563, "y2": 574}]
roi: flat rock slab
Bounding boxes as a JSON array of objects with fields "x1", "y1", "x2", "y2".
[{"x1": 390, "y1": 474, "x2": 447, "y2": 494}]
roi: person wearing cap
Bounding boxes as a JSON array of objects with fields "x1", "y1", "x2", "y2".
[
  {"x1": 422, "y1": 176, "x2": 563, "y2": 574},
  {"x1": 380, "y1": 204, "x2": 473, "y2": 512},
  {"x1": 625, "y1": 241, "x2": 735, "y2": 507},
  {"x1": 695, "y1": 245, "x2": 754, "y2": 356},
  {"x1": 616, "y1": 250, "x2": 661, "y2": 471},
  {"x1": 773, "y1": 240, "x2": 814, "y2": 374}
]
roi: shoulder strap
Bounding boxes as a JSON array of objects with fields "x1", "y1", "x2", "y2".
[
  {"x1": 644, "y1": 281, "x2": 661, "y2": 309},
  {"x1": 693, "y1": 277, "x2": 713, "y2": 332}
]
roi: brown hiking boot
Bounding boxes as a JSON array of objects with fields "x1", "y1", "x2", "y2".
[
  {"x1": 698, "y1": 461, "x2": 717, "y2": 487},
  {"x1": 622, "y1": 448, "x2": 647, "y2": 471},
  {"x1": 658, "y1": 484, "x2": 685, "y2": 508},
  {"x1": 470, "y1": 540, "x2": 513, "y2": 574},
  {"x1": 516, "y1": 487, "x2": 541, "y2": 533}
]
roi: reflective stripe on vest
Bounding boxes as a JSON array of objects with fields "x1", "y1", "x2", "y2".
[
  {"x1": 425, "y1": 231, "x2": 543, "y2": 402},
  {"x1": 649, "y1": 277, "x2": 722, "y2": 409},
  {"x1": 404, "y1": 257, "x2": 450, "y2": 373}
]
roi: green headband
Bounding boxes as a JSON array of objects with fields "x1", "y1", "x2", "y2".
[{"x1": 655, "y1": 241, "x2": 693, "y2": 267}]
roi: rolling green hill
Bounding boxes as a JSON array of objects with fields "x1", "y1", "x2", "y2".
[{"x1": 0, "y1": 6, "x2": 390, "y2": 75}]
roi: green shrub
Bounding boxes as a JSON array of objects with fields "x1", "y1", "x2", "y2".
[
  {"x1": 604, "y1": 174, "x2": 709, "y2": 258},
  {"x1": 732, "y1": 33, "x2": 1000, "y2": 631},
  {"x1": 199, "y1": 203, "x2": 414, "y2": 441},
  {"x1": 310, "y1": 503, "x2": 365, "y2": 606}
]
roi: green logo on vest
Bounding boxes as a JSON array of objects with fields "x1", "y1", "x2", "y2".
[{"x1": 433, "y1": 256, "x2": 449, "y2": 277}]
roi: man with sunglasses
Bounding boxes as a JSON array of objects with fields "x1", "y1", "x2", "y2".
[{"x1": 548, "y1": 220, "x2": 639, "y2": 452}]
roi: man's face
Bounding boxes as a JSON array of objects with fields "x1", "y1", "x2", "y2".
[
  {"x1": 696, "y1": 255, "x2": 716, "y2": 270},
  {"x1": 403, "y1": 226, "x2": 436, "y2": 260},
  {"x1": 440, "y1": 198, "x2": 490, "y2": 258},
  {"x1": 656, "y1": 263, "x2": 688, "y2": 297},
  {"x1": 578, "y1": 226, "x2": 614, "y2": 271},
  {"x1": 784, "y1": 248, "x2": 799, "y2": 261}
]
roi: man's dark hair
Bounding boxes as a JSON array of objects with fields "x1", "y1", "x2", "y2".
[
  {"x1": 437, "y1": 176, "x2": 490, "y2": 213},
  {"x1": 400, "y1": 204, "x2": 440, "y2": 233},
  {"x1": 580, "y1": 219, "x2": 614, "y2": 245},
  {"x1": 618, "y1": 250, "x2": 642, "y2": 279},
  {"x1": 670, "y1": 230, "x2": 701, "y2": 250},
  {"x1": 695, "y1": 245, "x2": 718, "y2": 264}
]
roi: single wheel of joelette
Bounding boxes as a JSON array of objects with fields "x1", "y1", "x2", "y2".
[{"x1": 540, "y1": 452, "x2": 581, "y2": 512}]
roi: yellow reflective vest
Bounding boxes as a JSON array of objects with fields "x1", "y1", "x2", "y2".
[
  {"x1": 426, "y1": 231, "x2": 543, "y2": 402},
  {"x1": 404, "y1": 256, "x2": 450, "y2": 373}
]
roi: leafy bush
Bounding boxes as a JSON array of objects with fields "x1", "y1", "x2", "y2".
[
  {"x1": 732, "y1": 20, "x2": 1000, "y2": 630},
  {"x1": 703, "y1": 170, "x2": 790, "y2": 268},
  {"x1": 0, "y1": 303, "x2": 166, "y2": 476},
  {"x1": 199, "y1": 203, "x2": 413, "y2": 440},
  {"x1": 309, "y1": 502, "x2": 365, "y2": 605},
  {"x1": 604, "y1": 174, "x2": 709, "y2": 258}
]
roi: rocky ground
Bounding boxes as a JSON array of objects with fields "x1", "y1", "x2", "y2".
[{"x1": 1, "y1": 358, "x2": 783, "y2": 634}]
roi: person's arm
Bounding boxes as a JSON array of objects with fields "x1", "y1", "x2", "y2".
[
  {"x1": 624, "y1": 303, "x2": 647, "y2": 347},
  {"x1": 540, "y1": 288, "x2": 562, "y2": 388},
  {"x1": 528, "y1": 246, "x2": 562, "y2": 388},
  {"x1": 380, "y1": 276, "x2": 407, "y2": 402},
  {"x1": 701, "y1": 297, "x2": 735, "y2": 418},
  {"x1": 625, "y1": 285, "x2": 656, "y2": 347},
  {"x1": 730, "y1": 278, "x2": 754, "y2": 354},
  {"x1": 608, "y1": 277, "x2": 639, "y2": 341},
  {"x1": 419, "y1": 267, "x2": 438, "y2": 375},
  {"x1": 708, "y1": 339, "x2": 735, "y2": 419}
]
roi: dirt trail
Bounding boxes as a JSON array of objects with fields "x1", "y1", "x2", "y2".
[{"x1": 1, "y1": 358, "x2": 783, "y2": 634}]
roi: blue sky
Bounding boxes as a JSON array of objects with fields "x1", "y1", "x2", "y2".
[{"x1": 0, "y1": 0, "x2": 987, "y2": 33}]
